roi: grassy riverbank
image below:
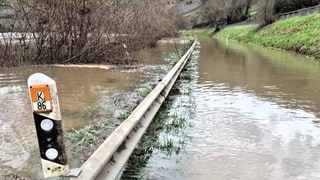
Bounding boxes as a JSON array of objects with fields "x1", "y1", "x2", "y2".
[{"x1": 181, "y1": 14, "x2": 320, "y2": 60}]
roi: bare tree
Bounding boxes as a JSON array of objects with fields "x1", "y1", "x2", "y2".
[
  {"x1": 0, "y1": 0, "x2": 183, "y2": 67},
  {"x1": 119, "y1": 0, "x2": 183, "y2": 49},
  {"x1": 200, "y1": 1, "x2": 224, "y2": 26},
  {"x1": 256, "y1": 0, "x2": 276, "y2": 25},
  {"x1": 274, "y1": 0, "x2": 320, "y2": 13},
  {"x1": 199, "y1": 0, "x2": 255, "y2": 26},
  {"x1": 243, "y1": 0, "x2": 255, "y2": 19}
]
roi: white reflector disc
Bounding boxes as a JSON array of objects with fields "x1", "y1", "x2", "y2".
[{"x1": 46, "y1": 148, "x2": 58, "y2": 160}]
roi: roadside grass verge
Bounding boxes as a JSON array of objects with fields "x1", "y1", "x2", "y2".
[
  {"x1": 180, "y1": 28, "x2": 215, "y2": 37},
  {"x1": 182, "y1": 14, "x2": 320, "y2": 60}
]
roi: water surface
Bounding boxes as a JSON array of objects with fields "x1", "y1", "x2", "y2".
[
  {"x1": 0, "y1": 66, "x2": 141, "y2": 177},
  {"x1": 0, "y1": 40, "x2": 182, "y2": 178},
  {"x1": 139, "y1": 39, "x2": 320, "y2": 180}
]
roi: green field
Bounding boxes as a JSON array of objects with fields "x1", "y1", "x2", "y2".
[{"x1": 181, "y1": 14, "x2": 320, "y2": 60}]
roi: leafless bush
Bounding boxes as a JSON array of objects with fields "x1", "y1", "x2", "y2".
[
  {"x1": 199, "y1": 0, "x2": 256, "y2": 27},
  {"x1": 119, "y1": 1, "x2": 184, "y2": 50},
  {"x1": 0, "y1": 0, "x2": 182, "y2": 67}
]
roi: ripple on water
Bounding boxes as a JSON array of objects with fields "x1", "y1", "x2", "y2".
[
  {"x1": 0, "y1": 66, "x2": 143, "y2": 178},
  {"x1": 181, "y1": 82, "x2": 320, "y2": 179}
]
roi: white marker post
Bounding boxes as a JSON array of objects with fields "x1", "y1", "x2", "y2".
[{"x1": 28, "y1": 73, "x2": 72, "y2": 177}]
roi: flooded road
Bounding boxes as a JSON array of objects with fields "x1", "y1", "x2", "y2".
[
  {"x1": 138, "y1": 39, "x2": 320, "y2": 179},
  {"x1": 0, "y1": 40, "x2": 184, "y2": 178},
  {"x1": 1, "y1": 37, "x2": 320, "y2": 179},
  {"x1": 0, "y1": 66, "x2": 143, "y2": 177}
]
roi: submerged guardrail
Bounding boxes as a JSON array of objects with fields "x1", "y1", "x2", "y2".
[{"x1": 71, "y1": 39, "x2": 198, "y2": 180}]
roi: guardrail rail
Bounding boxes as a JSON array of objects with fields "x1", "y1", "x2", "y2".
[
  {"x1": 71, "y1": 39, "x2": 198, "y2": 180},
  {"x1": 279, "y1": 4, "x2": 320, "y2": 19}
]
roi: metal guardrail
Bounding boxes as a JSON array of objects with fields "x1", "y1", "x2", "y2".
[
  {"x1": 279, "y1": 4, "x2": 320, "y2": 19},
  {"x1": 225, "y1": 4, "x2": 320, "y2": 28},
  {"x1": 70, "y1": 39, "x2": 198, "y2": 180}
]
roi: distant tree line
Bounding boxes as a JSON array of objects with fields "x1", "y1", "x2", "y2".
[
  {"x1": 0, "y1": 0, "x2": 185, "y2": 68},
  {"x1": 199, "y1": 0, "x2": 320, "y2": 27}
]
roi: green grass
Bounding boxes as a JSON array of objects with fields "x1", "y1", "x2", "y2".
[
  {"x1": 182, "y1": 14, "x2": 320, "y2": 60},
  {"x1": 180, "y1": 28, "x2": 215, "y2": 37},
  {"x1": 139, "y1": 87, "x2": 152, "y2": 98},
  {"x1": 66, "y1": 121, "x2": 115, "y2": 155}
]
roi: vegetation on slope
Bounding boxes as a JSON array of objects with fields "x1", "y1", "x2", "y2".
[
  {"x1": 196, "y1": 0, "x2": 319, "y2": 28},
  {"x1": 182, "y1": 14, "x2": 320, "y2": 60},
  {"x1": 216, "y1": 14, "x2": 320, "y2": 59}
]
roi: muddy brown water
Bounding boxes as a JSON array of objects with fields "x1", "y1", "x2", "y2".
[
  {"x1": 0, "y1": 40, "x2": 184, "y2": 179},
  {"x1": 0, "y1": 66, "x2": 143, "y2": 178},
  {"x1": 2, "y1": 38, "x2": 320, "y2": 179},
  {"x1": 136, "y1": 39, "x2": 320, "y2": 180}
]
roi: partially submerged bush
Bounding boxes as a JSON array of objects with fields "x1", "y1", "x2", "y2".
[{"x1": 0, "y1": 0, "x2": 185, "y2": 68}]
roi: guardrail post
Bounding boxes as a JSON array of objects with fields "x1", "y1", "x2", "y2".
[{"x1": 27, "y1": 73, "x2": 80, "y2": 178}]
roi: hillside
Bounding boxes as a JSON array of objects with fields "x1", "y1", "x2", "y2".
[{"x1": 184, "y1": 13, "x2": 320, "y2": 60}]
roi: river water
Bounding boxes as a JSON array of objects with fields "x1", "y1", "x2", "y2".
[
  {"x1": 136, "y1": 39, "x2": 320, "y2": 180},
  {"x1": 0, "y1": 66, "x2": 144, "y2": 178},
  {"x1": 1, "y1": 38, "x2": 320, "y2": 179},
  {"x1": 0, "y1": 41, "x2": 182, "y2": 178}
]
